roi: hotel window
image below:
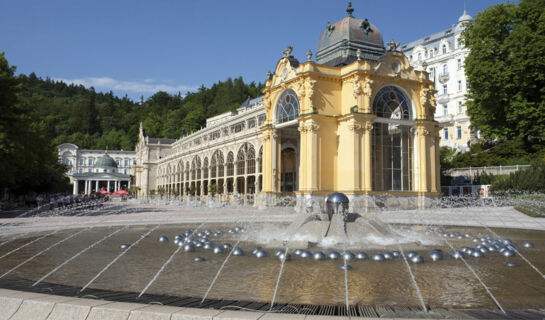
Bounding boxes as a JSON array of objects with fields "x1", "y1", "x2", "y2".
[
  {"x1": 88, "y1": 158, "x2": 93, "y2": 166},
  {"x1": 456, "y1": 126, "x2": 462, "y2": 139},
  {"x1": 458, "y1": 101, "x2": 463, "y2": 114},
  {"x1": 442, "y1": 64, "x2": 448, "y2": 75},
  {"x1": 442, "y1": 44, "x2": 447, "y2": 54},
  {"x1": 417, "y1": 52, "x2": 422, "y2": 61},
  {"x1": 444, "y1": 128, "x2": 449, "y2": 140},
  {"x1": 443, "y1": 84, "x2": 448, "y2": 95},
  {"x1": 428, "y1": 67, "x2": 435, "y2": 81},
  {"x1": 458, "y1": 80, "x2": 462, "y2": 92},
  {"x1": 429, "y1": 49, "x2": 434, "y2": 58},
  {"x1": 124, "y1": 159, "x2": 129, "y2": 167},
  {"x1": 457, "y1": 59, "x2": 462, "y2": 70},
  {"x1": 116, "y1": 159, "x2": 120, "y2": 166},
  {"x1": 88, "y1": 168, "x2": 92, "y2": 173},
  {"x1": 247, "y1": 118, "x2": 256, "y2": 129},
  {"x1": 443, "y1": 104, "x2": 448, "y2": 116}
]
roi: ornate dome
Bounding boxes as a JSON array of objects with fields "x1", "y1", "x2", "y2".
[
  {"x1": 95, "y1": 153, "x2": 118, "y2": 169},
  {"x1": 316, "y1": 2, "x2": 385, "y2": 67}
]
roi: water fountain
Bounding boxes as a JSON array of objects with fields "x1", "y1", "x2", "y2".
[{"x1": 0, "y1": 193, "x2": 544, "y2": 318}]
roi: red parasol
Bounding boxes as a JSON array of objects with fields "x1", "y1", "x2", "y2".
[{"x1": 112, "y1": 189, "x2": 129, "y2": 195}]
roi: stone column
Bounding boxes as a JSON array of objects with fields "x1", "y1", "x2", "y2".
[
  {"x1": 208, "y1": 166, "x2": 212, "y2": 196},
  {"x1": 416, "y1": 122, "x2": 432, "y2": 193},
  {"x1": 305, "y1": 119, "x2": 320, "y2": 191},
  {"x1": 345, "y1": 118, "x2": 362, "y2": 191},
  {"x1": 73, "y1": 180, "x2": 78, "y2": 195},
  {"x1": 223, "y1": 167, "x2": 228, "y2": 194},
  {"x1": 272, "y1": 130, "x2": 278, "y2": 192},
  {"x1": 297, "y1": 122, "x2": 307, "y2": 191},
  {"x1": 361, "y1": 118, "x2": 375, "y2": 191}
]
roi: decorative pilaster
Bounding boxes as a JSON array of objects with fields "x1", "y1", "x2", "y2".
[
  {"x1": 416, "y1": 122, "x2": 433, "y2": 193},
  {"x1": 346, "y1": 118, "x2": 363, "y2": 191},
  {"x1": 361, "y1": 119, "x2": 374, "y2": 191},
  {"x1": 300, "y1": 118, "x2": 320, "y2": 191}
]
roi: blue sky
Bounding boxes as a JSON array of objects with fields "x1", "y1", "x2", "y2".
[{"x1": 1, "y1": 0, "x2": 508, "y2": 101}]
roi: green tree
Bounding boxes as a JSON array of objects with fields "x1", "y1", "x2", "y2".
[
  {"x1": 0, "y1": 52, "x2": 70, "y2": 195},
  {"x1": 463, "y1": 0, "x2": 545, "y2": 140}
]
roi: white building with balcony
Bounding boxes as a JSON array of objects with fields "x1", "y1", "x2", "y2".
[
  {"x1": 401, "y1": 11, "x2": 474, "y2": 152},
  {"x1": 57, "y1": 143, "x2": 136, "y2": 194}
]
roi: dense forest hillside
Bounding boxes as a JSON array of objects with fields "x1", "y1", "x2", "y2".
[{"x1": 18, "y1": 73, "x2": 264, "y2": 150}]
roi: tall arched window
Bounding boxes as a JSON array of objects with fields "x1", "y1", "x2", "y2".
[
  {"x1": 236, "y1": 148, "x2": 245, "y2": 175},
  {"x1": 216, "y1": 151, "x2": 224, "y2": 177},
  {"x1": 226, "y1": 152, "x2": 234, "y2": 176},
  {"x1": 372, "y1": 86, "x2": 414, "y2": 192},
  {"x1": 258, "y1": 146, "x2": 263, "y2": 173},
  {"x1": 203, "y1": 158, "x2": 209, "y2": 179},
  {"x1": 246, "y1": 145, "x2": 256, "y2": 174},
  {"x1": 195, "y1": 157, "x2": 201, "y2": 180},
  {"x1": 275, "y1": 89, "x2": 300, "y2": 123}
]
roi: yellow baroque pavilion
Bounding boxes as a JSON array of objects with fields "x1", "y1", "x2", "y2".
[
  {"x1": 259, "y1": 6, "x2": 440, "y2": 210},
  {"x1": 135, "y1": 4, "x2": 441, "y2": 212}
]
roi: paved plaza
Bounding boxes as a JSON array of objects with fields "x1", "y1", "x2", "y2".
[{"x1": 1, "y1": 203, "x2": 545, "y2": 238}]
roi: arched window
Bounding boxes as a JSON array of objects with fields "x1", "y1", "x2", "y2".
[
  {"x1": 236, "y1": 148, "x2": 245, "y2": 175},
  {"x1": 226, "y1": 152, "x2": 234, "y2": 176},
  {"x1": 210, "y1": 154, "x2": 217, "y2": 178},
  {"x1": 191, "y1": 159, "x2": 196, "y2": 180},
  {"x1": 203, "y1": 158, "x2": 209, "y2": 179},
  {"x1": 442, "y1": 44, "x2": 447, "y2": 54},
  {"x1": 258, "y1": 146, "x2": 263, "y2": 173},
  {"x1": 196, "y1": 157, "x2": 201, "y2": 180},
  {"x1": 185, "y1": 162, "x2": 190, "y2": 180},
  {"x1": 372, "y1": 86, "x2": 414, "y2": 192},
  {"x1": 275, "y1": 89, "x2": 300, "y2": 123},
  {"x1": 247, "y1": 145, "x2": 256, "y2": 174},
  {"x1": 216, "y1": 151, "x2": 224, "y2": 177},
  {"x1": 372, "y1": 86, "x2": 411, "y2": 120}
]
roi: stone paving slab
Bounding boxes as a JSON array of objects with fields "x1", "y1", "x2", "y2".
[
  {"x1": 171, "y1": 308, "x2": 224, "y2": 320},
  {"x1": 46, "y1": 298, "x2": 113, "y2": 320},
  {"x1": 128, "y1": 305, "x2": 186, "y2": 320},
  {"x1": 86, "y1": 301, "x2": 147, "y2": 320},
  {"x1": 9, "y1": 294, "x2": 76, "y2": 320},
  {"x1": 214, "y1": 310, "x2": 265, "y2": 320}
]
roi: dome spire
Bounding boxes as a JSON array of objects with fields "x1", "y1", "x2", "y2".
[{"x1": 346, "y1": 2, "x2": 354, "y2": 17}]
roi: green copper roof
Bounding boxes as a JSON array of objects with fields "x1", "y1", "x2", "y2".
[{"x1": 94, "y1": 153, "x2": 118, "y2": 169}]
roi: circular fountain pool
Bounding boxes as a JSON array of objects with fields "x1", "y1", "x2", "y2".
[{"x1": 1, "y1": 216, "x2": 545, "y2": 312}]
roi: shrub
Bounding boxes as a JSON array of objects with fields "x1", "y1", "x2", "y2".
[{"x1": 492, "y1": 163, "x2": 545, "y2": 193}]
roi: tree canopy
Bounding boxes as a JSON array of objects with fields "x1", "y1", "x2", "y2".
[
  {"x1": 0, "y1": 52, "x2": 70, "y2": 195},
  {"x1": 17, "y1": 72, "x2": 263, "y2": 151},
  {"x1": 1, "y1": 51, "x2": 263, "y2": 196},
  {"x1": 462, "y1": 0, "x2": 545, "y2": 140}
]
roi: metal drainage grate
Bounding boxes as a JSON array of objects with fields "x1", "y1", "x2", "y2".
[{"x1": 2, "y1": 276, "x2": 545, "y2": 318}]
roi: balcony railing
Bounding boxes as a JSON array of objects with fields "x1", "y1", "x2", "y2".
[{"x1": 439, "y1": 72, "x2": 450, "y2": 83}]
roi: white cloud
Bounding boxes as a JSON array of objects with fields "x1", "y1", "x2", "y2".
[{"x1": 54, "y1": 76, "x2": 198, "y2": 96}]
